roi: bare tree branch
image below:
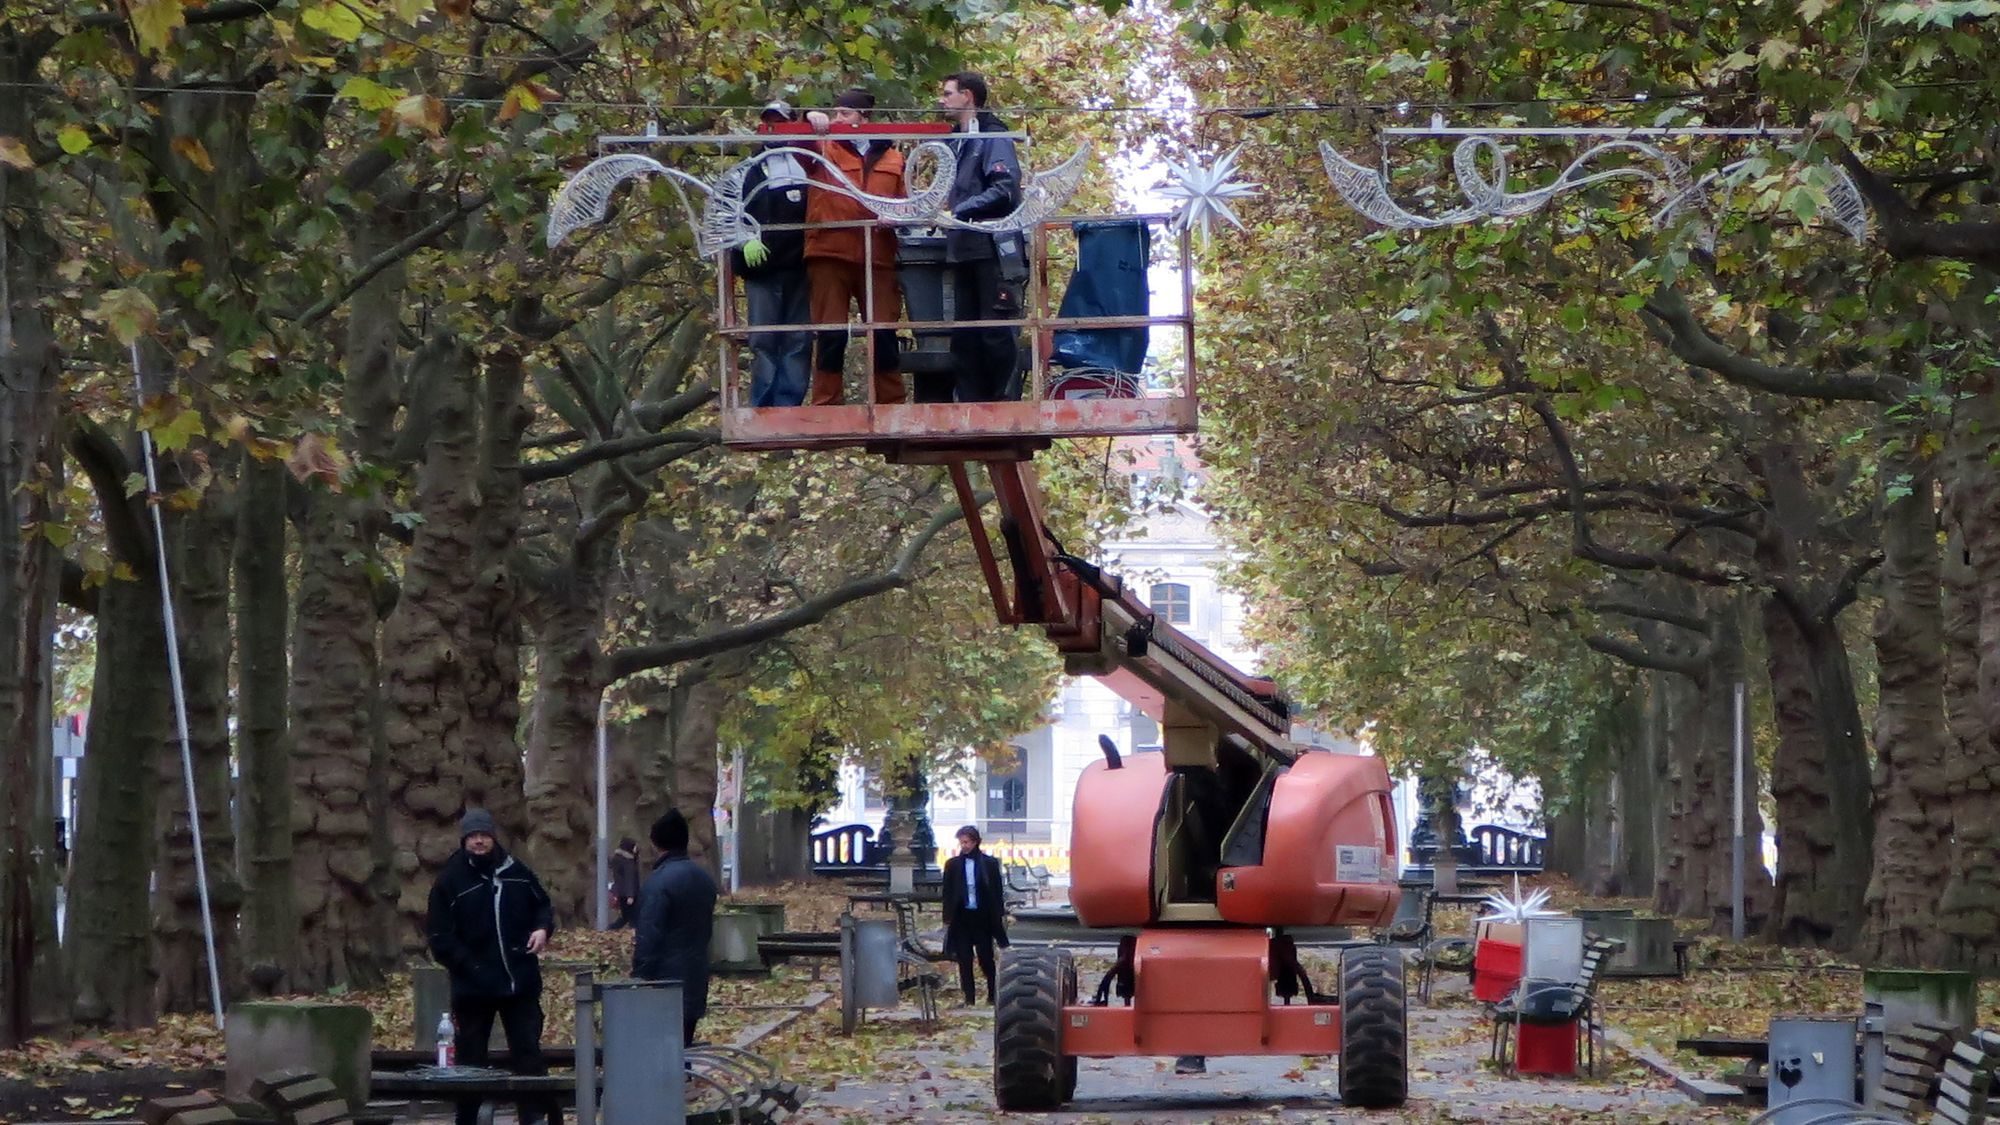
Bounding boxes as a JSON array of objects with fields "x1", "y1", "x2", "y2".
[
  {"x1": 1639, "y1": 288, "x2": 1917, "y2": 403},
  {"x1": 1836, "y1": 145, "x2": 2000, "y2": 269},
  {"x1": 1586, "y1": 598, "x2": 1708, "y2": 632},
  {"x1": 291, "y1": 193, "x2": 492, "y2": 327},
  {"x1": 1583, "y1": 632, "x2": 1709, "y2": 679},
  {"x1": 519, "y1": 431, "x2": 718, "y2": 482},
  {"x1": 606, "y1": 498, "x2": 981, "y2": 680}
]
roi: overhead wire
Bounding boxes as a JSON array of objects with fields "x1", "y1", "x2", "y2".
[{"x1": 0, "y1": 78, "x2": 1985, "y2": 116}]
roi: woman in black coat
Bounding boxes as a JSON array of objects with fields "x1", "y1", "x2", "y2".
[{"x1": 941, "y1": 825, "x2": 1009, "y2": 1005}]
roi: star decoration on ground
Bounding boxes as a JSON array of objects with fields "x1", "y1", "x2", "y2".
[{"x1": 1158, "y1": 146, "x2": 1261, "y2": 243}]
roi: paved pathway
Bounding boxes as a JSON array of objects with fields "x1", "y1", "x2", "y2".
[{"x1": 773, "y1": 976, "x2": 1736, "y2": 1124}]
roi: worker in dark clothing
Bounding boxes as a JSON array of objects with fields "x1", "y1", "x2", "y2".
[
  {"x1": 941, "y1": 825, "x2": 1009, "y2": 1005},
  {"x1": 733, "y1": 100, "x2": 815, "y2": 407},
  {"x1": 426, "y1": 808, "x2": 556, "y2": 1125},
  {"x1": 608, "y1": 836, "x2": 641, "y2": 930},
  {"x1": 928, "y1": 71, "x2": 1024, "y2": 404},
  {"x1": 634, "y1": 809, "x2": 719, "y2": 1047}
]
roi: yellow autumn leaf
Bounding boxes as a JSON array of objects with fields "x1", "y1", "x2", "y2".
[
  {"x1": 85, "y1": 288, "x2": 158, "y2": 345},
  {"x1": 57, "y1": 125, "x2": 92, "y2": 155},
  {"x1": 125, "y1": 0, "x2": 187, "y2": 55},
  {"x1": 169, "y1": 135, "x2": 214, "y2": 172},
  {"x1": 0, "y1": 136, "x2": 32, "y2": 169},
  {"x1": 511, "y1": 83, "x2": 542, "y2": 112},
  {"x1": 336, "y1": 76, "x2": 405, "y2": 111},
  {"x1": 300, "y1": 0, "x2": 365, "y2": 41}
]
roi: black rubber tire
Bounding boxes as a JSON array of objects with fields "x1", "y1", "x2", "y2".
[
  {"x1": 1058, "y1": 957, "x2": 1080, "y2": 1101},
  {"x1": 994, "y1": 947, "x2": 1074, "y2": 1111},
  {"x1": 1338, "y1": 944, "x2": 1409, "y2": 1109}
]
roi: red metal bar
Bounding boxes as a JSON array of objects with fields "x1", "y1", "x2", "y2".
[
  {"x1": 950, "y1": 462, "x2": 1016, "y2": 624},
  {"x1": 984, "y1": 460, "x2": 1069, "y2": 625}
]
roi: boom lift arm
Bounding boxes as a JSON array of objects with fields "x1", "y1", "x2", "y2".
[{"x1": 946, "y1": 457, "x2": 1297, "y2": 773}]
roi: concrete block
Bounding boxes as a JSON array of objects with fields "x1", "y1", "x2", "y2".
[{"x1": 226, "y1": 1002, "x2": 371, "y2": 1110}]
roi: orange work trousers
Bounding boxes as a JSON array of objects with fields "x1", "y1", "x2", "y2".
[{"x1": 807, "y1": 258, "x2": 905, "y2": 405}]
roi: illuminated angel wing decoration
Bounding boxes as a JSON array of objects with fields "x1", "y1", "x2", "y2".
[
  {"x1": 546, "y1": 153, "x2": 728, "y2": 250},
  {"x1": 1821, "y1": 164, "x2": 1872, "y2": 243},
  {"x1": 773, "y1": 140, "x2": 959, "y2": 221},
  {"x1": 1452, "y1": 137, "x2": 1694, "y2": 219},
  {"x1": 939, "y1": 144, "x2": 1094, "y2": 233},
  {"x1": 1319, "y1": 140, "x2": 1482, "y2": 229}
]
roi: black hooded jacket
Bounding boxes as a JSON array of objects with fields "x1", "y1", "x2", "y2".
[
  {"x1": 634, "y1": 851, "x2": 719, "y2": 1019},
  {"x1": 944, "y1": 110, "x2": 1022, "y2": 263},
  {"x1": 427, "y1": 846, "x2": 555, "y2": 1001},
  {"x1": 729, "y1": 147, "x2": 810, "y2": 278}
]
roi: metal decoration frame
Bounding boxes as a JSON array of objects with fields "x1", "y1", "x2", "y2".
[
  {"x1": 1319, "y1": 121, "x2": 1870, "y2": 245},
  {"x1": 546, "y1": 124, "x2": 1093, "y2": 252}
]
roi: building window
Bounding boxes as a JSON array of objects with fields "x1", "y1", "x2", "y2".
[
  {"x1": 860, "y1": 770, "x2": 886, "y2": 811},
  {"x1": 985, "y1": 748, "x2": 1029, "y2": 832},
  {"x1": 1149, "y1": 582, "x2": 1192, "y2": 624}
]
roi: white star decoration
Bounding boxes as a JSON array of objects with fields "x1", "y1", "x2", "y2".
[{"x1": 1158, "y1": 145, "x2": 1261, "y2": 243}]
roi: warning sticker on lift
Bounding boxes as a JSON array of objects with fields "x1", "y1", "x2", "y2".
[{"x1": 1335, "y1": 844, "x2": 1381, "y2": 883}]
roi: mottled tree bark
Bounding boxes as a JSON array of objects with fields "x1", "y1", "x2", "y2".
[
  {"x1": 522, "y1": 586, "x2": 608, "y2": 924},
  {"x1": 736, "y1": 798, "x2": 812, "y2": 886},
  {"x1": 632, "y1": 678, "x2": 730, "y2": 881},
  {"x1": 290, "y1": 492, "x2": 393, "y2": 993},
  {"x1": 383, "y1": 337, "x2": 484, "y2": 946},
  {"x1": 234, "y1": 456, "x2": 296, "y2": 994},
  {"x1": 1936, "y1": 374, "x2": 2000, "y2": 970},
  {"x1": 1, "y1": 34, "x2": 69, "y2": 1042},
  {"x1": 64, "y1": 429, "x2": 168, "y2": 1026},
  {"x1": 290, "y1": 221, "x2": 405, "y2": 991},
  {"x1": 1861, "y1": 428, "x2": 1950, "y2": 967},
  {"x1": 153, "y1": 464, "x2": 243, "y2": 1013},
  {"x1": 1761, "y1": 601, "x2": 1873, "y2": 948},
  {"x1": 382, "y1": 340, "x2": 530, "y2": 948},
  {"x1": 1614, "y1": 692, "x2": 1659, "y2": 900}
]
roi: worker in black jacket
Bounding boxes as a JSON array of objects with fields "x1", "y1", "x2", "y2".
[
  {"x1": 634, "y1": 809, "x2": 719, "y2": 1046},
  {"x1": 928, "y1": 71, "x2": 1024, "y2": 404},
  {"x1": 732, "y1": 100, "x2": 814, "y2": 407},
  {"x1": 426, "y1": 808, "x2": 555, "y2": 1125}
]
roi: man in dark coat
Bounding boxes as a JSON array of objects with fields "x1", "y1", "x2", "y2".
[
  {"x1": 733, "y1": 100, "x2": 814, "y2": 407},
  {"x1": 941, "y1": 825, "x2": 1009, "y2": 1005},
  {"x1": 634, "y1": 809, "x2": 719, "y2": 1047},
  {"x1": 928, "y1": 71, "x2": 1024, "y2": 404},
  {"x1": 426, "y1": 808, "x2": 555, "y2": 1125},
  {"x1": 608, "y1": 836, "x2": 641, "y2": 930}
]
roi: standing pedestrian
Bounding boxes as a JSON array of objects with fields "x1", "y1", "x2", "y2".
[
  {"x1": 941, "y1": 825, "x2": 1008, "y2": 1005},
  {"x1": 930, "y1": 72, "x2": 1024, "y2": 403},
  {"x1": 634, "y1": 809, "x2": 719, "y2": 1047},
  {"x1": 608, "y1": 836, "x2": 641, "y2": 930},
  {"x1": 426, "y1": 808, "x2": 555, "y2": 1125}
]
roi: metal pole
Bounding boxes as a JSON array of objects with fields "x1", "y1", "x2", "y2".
[
  {"x1": 729, "y1": 744, "x2": 744, "y2": 895},
  {"x1": 573, "y1": 971, "x2": 597, "y2": 1125},
  {"x1": 595, "y1": 694, "x2": 610, "y2": 931},
  {"x1": 1732, "y1": 680, "x2": 1746, "y2": 942},
  {"x1": 130, "y1": 344, "x2": 224, "y2": 1028}
]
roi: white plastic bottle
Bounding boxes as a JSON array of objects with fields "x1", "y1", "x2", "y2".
[{"x1": 436, "y1": 1011, "x2": 456, "y2": 1069}]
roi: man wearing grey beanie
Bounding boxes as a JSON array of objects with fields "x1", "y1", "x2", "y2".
[{"x1": 426, "y1": 808, "x2": 556, "y2": 1125}]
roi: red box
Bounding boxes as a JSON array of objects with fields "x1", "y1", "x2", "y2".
[
  {"x1": 1515, "y1": 1019, "x2": 1579, "y2": 1076},
  {"x1": 1472, "y1": 938, "x2": 1523, "y2": 1002}
]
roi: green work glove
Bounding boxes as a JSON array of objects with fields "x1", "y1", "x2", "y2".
[{"x1": 742, "y1": 238, "x2": 769, "y2": 267}]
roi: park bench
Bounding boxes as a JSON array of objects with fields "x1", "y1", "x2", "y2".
[
  {"x1": 1489, "y1": 934, "x2": 1625, "y2": 1077},
  {"x1": 1003, "y1": 863, "x2": 1042, "y2": 907}
]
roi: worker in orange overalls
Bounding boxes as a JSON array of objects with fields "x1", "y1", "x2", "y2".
[{"x1": 802, "y1": 88, "x2": 908, "y2": 406}]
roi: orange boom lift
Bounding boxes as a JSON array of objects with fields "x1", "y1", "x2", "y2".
[{"x1": 705, "y1": 177, "x2": 1409, "y2": 1109}]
